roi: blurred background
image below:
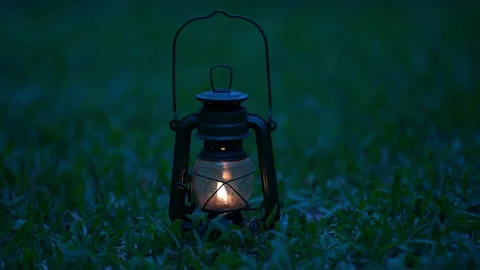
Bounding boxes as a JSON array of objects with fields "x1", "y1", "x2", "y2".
[{"x1": 1, "y1": 1, "x2": 479, "y2": 210}]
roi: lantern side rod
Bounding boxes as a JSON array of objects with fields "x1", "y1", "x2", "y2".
[
  {"x1": 171, "y1": 9, "x2": 275, "y2": 131},
  {"x1": 248, "y1": 113, "x2": 281, "y2": 227},
  {"x1": 169, "y1": 114, "x2": 198, "y2": 222}
]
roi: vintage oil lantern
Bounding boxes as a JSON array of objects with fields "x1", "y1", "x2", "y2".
[{"x1": 168, "y1": 10, "x2": 280, "y2": 230}]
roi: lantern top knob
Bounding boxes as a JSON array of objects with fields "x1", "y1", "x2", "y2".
[{"x1": 196, "y1": 64, "x2": 248, "y2": 103}]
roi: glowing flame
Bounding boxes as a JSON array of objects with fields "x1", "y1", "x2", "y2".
[
  {"x1": 216, "y1": 165, "x2": 232, "y2": 203},
  {"x1": 216, "y1": 182, "x2": 228, "y2": 202}
]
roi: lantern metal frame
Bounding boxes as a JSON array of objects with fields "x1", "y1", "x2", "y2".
[{"x1": 168, "y1": 10, "x2": 281, "y2": 230}]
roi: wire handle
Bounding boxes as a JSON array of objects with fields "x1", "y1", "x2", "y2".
[
  {"x1": 210, "y1": 64, "x2": 233, "y2": 92},
  {"x1": 171, "y1": 9, "x2": 276, "y2": 131}
]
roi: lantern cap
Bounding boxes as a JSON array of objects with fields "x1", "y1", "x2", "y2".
[{"x1": 196, "y1": 89, "x2": 248, "y2": 103}]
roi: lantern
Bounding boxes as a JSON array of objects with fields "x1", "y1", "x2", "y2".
[{"x1": 168, "y1": 10, "x2": 280, "y2": 230}]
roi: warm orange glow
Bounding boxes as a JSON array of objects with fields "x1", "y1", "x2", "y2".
[
  {"x1": 221, "y1": 166, "x2": 232, "y2": 181},
  {"x1": 216, "y1": 164, "x2": 232, "y2": 203},
  {"x1": 216, "y1": 182, "x2": 228, "y2": 202}
]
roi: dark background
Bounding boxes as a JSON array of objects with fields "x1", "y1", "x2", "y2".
[
  {"x1": 0, "y1": 1, "x2": 479, "y2": 267},
  {"x1": 2, "y1": 1, "x2": 478, "y2": 174}
]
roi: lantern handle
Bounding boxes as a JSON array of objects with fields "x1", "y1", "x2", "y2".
[
  {"x1": 171, "y1": 9, "x2": 276, "y2": 131},
  {"x1": 210, "y1": 64, "x2": 233, "y2": 92}
]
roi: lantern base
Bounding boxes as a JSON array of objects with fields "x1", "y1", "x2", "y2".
[
  {"x1": 178, "y1": 210, "x2": 268, "y2": 241},
  {"x1": 204, "y1": 211, "x2": 248, "y2": 241},
  {"x1": 206, "y1": 210, "x2": 246, "y2": 227},
  {"x1": 179, "y1": 210, "x2": 256, "y2": 239}
]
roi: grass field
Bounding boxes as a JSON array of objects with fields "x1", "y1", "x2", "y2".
[{"x1": 1, "y1": 1, "x2": 479, "y2": 269}]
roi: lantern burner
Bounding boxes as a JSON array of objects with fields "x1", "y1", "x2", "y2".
[{"x1": 199, "y1": 140, "x2": 247, "y2": 161}]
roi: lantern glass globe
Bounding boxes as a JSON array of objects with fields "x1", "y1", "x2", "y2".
[{"x1": 191, "y1": 157, "x2": 255, "y2": 212}]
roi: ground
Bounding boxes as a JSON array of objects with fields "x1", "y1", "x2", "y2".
[{"x1": 1, "y1": 1, "x2": 479, "y2": 269}]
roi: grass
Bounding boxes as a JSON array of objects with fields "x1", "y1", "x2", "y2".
[{"x1": 1, "y1": 1, "x2": 480, "y2": 269}]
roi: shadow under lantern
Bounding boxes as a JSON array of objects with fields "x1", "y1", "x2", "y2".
[{"x1": 168, "y1": 10, "x2": 280, "y2": 230}]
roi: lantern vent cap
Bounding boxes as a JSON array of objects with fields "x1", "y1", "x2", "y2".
[{"x1": 196, "y1": 89, "x2": 248, "y2": 103}]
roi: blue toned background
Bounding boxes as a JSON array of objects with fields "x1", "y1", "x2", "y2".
[{"x1": 1, "y1": 1, "x2": 479, "y2": 268}]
